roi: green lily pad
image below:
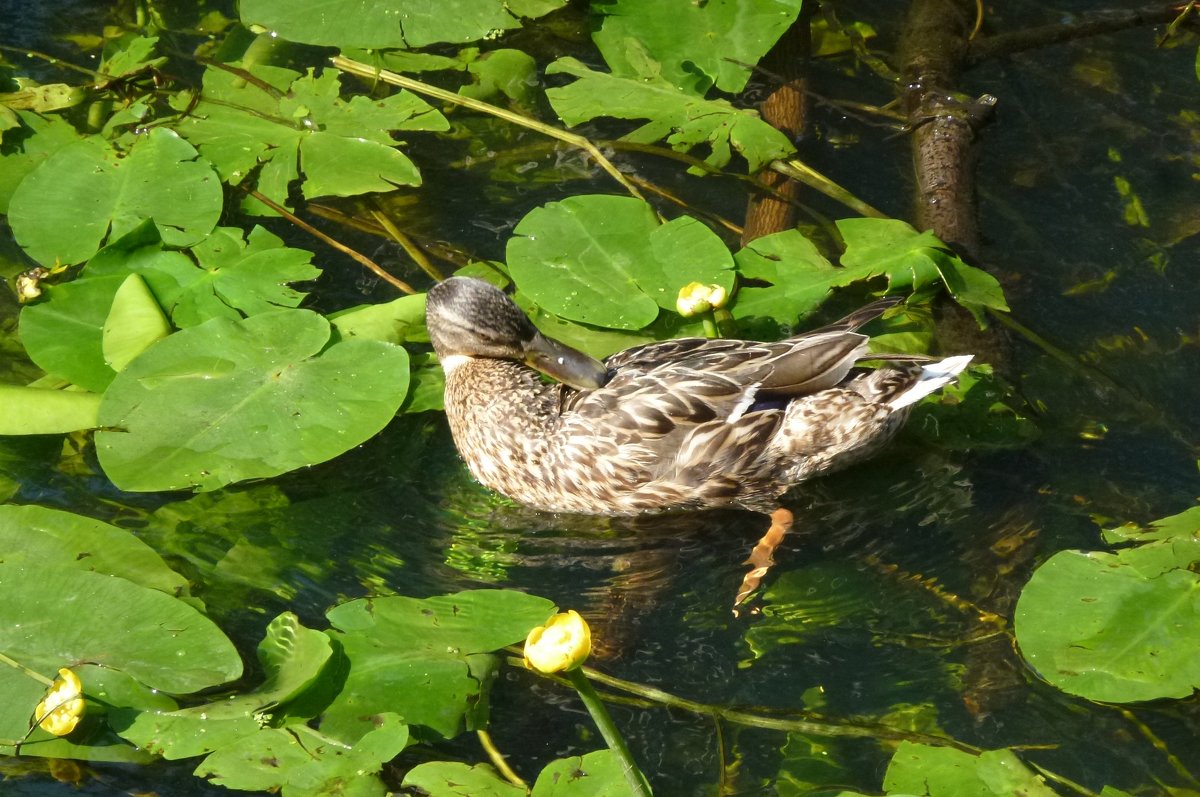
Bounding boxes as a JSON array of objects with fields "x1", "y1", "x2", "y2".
[
  {"x1": 0, "y1": 111, "x2": 84, "y2": 213},
  {"x1": 20, "y1": 273, "x2": 127, "y2": 391},
  {"x1": 85, "y1": 222, "x2": 321, "y2": 329},
  {"x1": 0, "y1": 562, "x2": 241, "y2": 755},
  {"x1": 114, "y1": 611, "x2": 333, "y2": 759},
  {"x1": 882, "y1": 742, "x2": 1057, "y2": 797},
  {"x1": 732, "y1": 229, "x2": 838, "y2": 325},
  {"x1": 240, "y1": 0, "x2": 567, "y2": 48},
  {"x1": 170, "y1": 226, "x2": 321, "y2": 328},
  {"x1": 0, "y1": 504, "x2": 188, "y2": 596},
  {"x1": 95, "y1": 309, "x2": 409, "y2": 492},
  {"x1": 508, "y1": 195, "x2": 662, "y2": 329},
  {"x1": 403, "y1": 761, "x2": 525, "y2": 796},
  {"x1": 330, "y1": 294, "x2": 428, "y2": 344},
  {"x1": 532, "y1": 750, "x2": 630, "y2": 796},
  {"x1": 594, "y1": 0, "x2": 804, "y2": 94},
  {"x1": 321, "y1": 590, "x2": 555, "y2": 742},
  {"x1": 547, "y1": 57, "x2": 795, "y2": 173},
  {"x1": 195, "y1": 713, "x2": 408, "y2": 796},
  {"x1": 508, "y1": 195, "x2": 732, "y2": 329},
  {"x1": 8, "y1": 129, "x2": 222, "y2": 266},
  {"x1": 837, "y1": 218, "x2": 1008, "y2": 324},
  {"x1": 102, "y1": 273, "x2": 172, "y2": 371},
  {"x1": 1015, "y1": 547, "x2": 1200, "y2": 702},
  {"x1": 171, "y1": 65, "x2": 446, "y2": 212}
]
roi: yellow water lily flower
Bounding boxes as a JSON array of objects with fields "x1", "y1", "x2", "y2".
[
  {"x1": 676, "y1": 282, "x2": 728, "y2": 317},
  {"x1": 34, "y1": 668, "x2": 85, "y2": 737},
  {"x1": 523, "y1": 610, "x2": 592, "y2": 673}
]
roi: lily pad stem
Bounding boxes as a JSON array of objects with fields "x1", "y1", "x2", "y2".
[
  {"x1": 0, "y1": 651, "x2": 53, "y2": 686},
  {"x1": 567, "y1": 668, "x2": 653, "y2": 797}
]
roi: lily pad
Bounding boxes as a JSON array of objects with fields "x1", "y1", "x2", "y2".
[
  {"x1": 593, "y1": 0, "x2": 804, "y2": 94},
  {"x1": 532, "y1": 749, "x2": 630, "y2": 796},
  {"x1": 0, "y1": 561, "x2": 241, "y2": 754},
  {"x1": 0, "y1": 111, "x2": 83, "y2": 214},
  {"x1": 837, "y1": 218, "x2": 1008, "y2": 324},
  {"x1": 547, "y1": 57, "x2": 794, "y2": 173},
  {"x1": 0, "y1": 504, "x2": 188, "y2": 596},
  {"x1": 171, "y1": 65, "x2": 446, "y2": 212},
  {"x1": 403, "y1": 761, "x2": 525, "y2": 796},
  {"x1": 102, "y1": 273, "x2": 172, "y2": 371},
  {"x1": 8, "y1": 129, "x2": 222, "y2": 266},
  {"x1": 20, "y1": 273, "x2": 128, "y2": 391},
  {"x1": 732, "y1": 229, "x2": 838, "y2": 325},
  {"x1": 507, "y1": 195, "x2": 732, "y2": 329},
  {"x1": 882, "y1": 742, "x2": 1057, "y2": 797},
  {"x1": 321, "y1": 590, "x2": 555, "y2": 742},
  {"x1": 1015, "y1": 547, "x2": 1200, "y2": 702},
  {"x1": 195, "y1": 713, "x2": 408, "y2": 796},
  {"x1": 240, "y1": 0, "x2": 567, "y2": 48},
  {"x1": 95, "y1": 309, "x2": 409, "y2": 492}
]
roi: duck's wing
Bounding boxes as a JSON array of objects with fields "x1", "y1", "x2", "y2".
[{"x1": 563, "y1": 328, "x2": 868, "y2": 436}]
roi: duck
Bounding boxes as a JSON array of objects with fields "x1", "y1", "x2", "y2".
[{"x1": 426, "y1": 276, "x2": 972, "y2": 516}]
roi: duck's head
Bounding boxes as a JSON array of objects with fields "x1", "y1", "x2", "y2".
[{"x1": 426, "y1": 277, "x2": 609, "y2": 390}]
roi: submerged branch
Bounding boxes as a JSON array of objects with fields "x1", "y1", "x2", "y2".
[
  {"x1": 509, "y1": 651, "x2": 978, "y2": 751},
  {"x1": 247, "y1": 190, "x2": 416, "y2": 294},
  {"x1": 967, "y1": 2, "x2": 1195, "y2": 65}
]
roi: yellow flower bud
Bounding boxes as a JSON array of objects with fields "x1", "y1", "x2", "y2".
[
  {"x1": 34, "y1": 668, "x2": 85, "y2": 737},
  {"x1": 676, "y1": 282, "x2": 728, "y2": 317},
  {"x1": 523, "y1": 610, "x2": 592, "y2": 673}
]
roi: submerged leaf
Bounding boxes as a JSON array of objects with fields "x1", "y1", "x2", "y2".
[{"x1": 0, "y1": 504, "x2": 189, "y2": 596}]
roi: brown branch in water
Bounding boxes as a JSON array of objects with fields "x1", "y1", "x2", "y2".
[
  {"x1": 896, "y1": 0, "x2": 985, "y2": 258},
  {"x1": 742, "y1": 13, "x2": 812, "y2": 245},
  {"x1": 247, "y1": 190, "x2": 416, "y2": 294},
  {"x1": 367, "y1": 199, "x2": 446, "y2": 283},
  {"x1": 966, "y1": 2, "x2": 1195, "y2": 66},
  {"x1": 306, "y1": 202, "x2": 477, "y2": 272}
]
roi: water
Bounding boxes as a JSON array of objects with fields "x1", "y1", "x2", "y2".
[{"x1": 2, "y1": 0, "x2": 1199, "y2": 794}]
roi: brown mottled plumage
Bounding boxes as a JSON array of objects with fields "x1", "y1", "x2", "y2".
[{"x1": 427, "y1": 277, "x2": 971, "y2": 515}]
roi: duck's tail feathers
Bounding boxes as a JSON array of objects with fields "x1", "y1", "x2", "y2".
[{"x1": 888, "y1": 355, "x2": 973, "y2": 410}]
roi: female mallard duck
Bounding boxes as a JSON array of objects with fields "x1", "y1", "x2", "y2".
[{"x1": 427, "y1": 277, "x2": 971, "y2": 516}]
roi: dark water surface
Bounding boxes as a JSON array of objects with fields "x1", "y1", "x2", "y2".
[{"x1": 2, "y1": 0, "x2": 1199, "y2": 794}]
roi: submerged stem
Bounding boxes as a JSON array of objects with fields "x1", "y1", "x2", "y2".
[
  {"x1": 567, "y1": 668, "x2": 653, "y2": 797},
  {"x1": 477, "y1": 729, "x2": 528, "y2": 790}
]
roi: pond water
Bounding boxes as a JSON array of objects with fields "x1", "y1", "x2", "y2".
[{"x1": 1, "y1": 0, "x2": 1199, "y2": 795}]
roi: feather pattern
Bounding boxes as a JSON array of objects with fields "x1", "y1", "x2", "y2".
[{"x1": 428, "y1": 279, "x2": 971, "y2": 515}]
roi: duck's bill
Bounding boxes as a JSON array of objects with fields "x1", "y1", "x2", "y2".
[{"x1": 524, "y1": 333, "x2": 608, "y2": 390}]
